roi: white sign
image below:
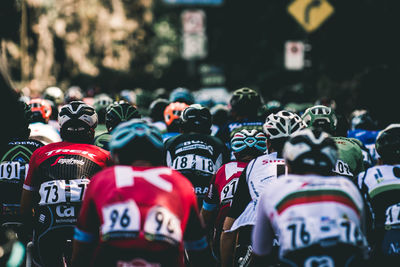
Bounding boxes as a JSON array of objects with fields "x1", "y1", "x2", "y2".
[
  {"x1": 182, "y1": 33, "x2": 207, "y2": 60},
  {"x1": 182, "y1": 10, "x2": 205, "y2": 34},
  {"x1": 284, "y1": 41, "x2": 305, "y2": 70}
]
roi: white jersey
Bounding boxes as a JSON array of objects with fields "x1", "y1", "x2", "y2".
[
  {"x1": 230, "y1": 152, "x2": 287, "y2": 231},
  {"x1": 358, "y1": 164, "x2": 400, "y2": 228},
  {"x1": 253, "y1": 174, "x2": 367, "y2": 257}
]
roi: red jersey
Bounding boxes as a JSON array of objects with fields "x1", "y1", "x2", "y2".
[
  {"x1": 203, "y1": 161, "x2": 247, "y2": 230},
  {"x1": 23, "y1": 141, "x2": 111, "y2": 227},
  {"x1": 74, "y1": 166, "x2": 207, "y2": 267}
]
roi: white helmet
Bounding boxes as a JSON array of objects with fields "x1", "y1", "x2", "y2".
[{"x1": 263, "y1": 110, "x2": 305, "y2": 140}]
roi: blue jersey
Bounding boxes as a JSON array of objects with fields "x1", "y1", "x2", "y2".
[{"x1": 348, "y1": 129, "x2": 380, "y2": 165}]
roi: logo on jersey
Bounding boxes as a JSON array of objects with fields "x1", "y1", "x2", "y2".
[
  {"x1": 51, "y1": 156, "x2": 85, "y2": 166},
  {"x1": 56, "y1": 205, "x2": 75, "y2": 217},
  {"x1": 45, "y1": 149, "x2": 96, "y2": 159}
]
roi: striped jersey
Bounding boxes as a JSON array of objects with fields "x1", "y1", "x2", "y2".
[{"x1": 253, "y1": 174, "x2": 367, "y2": 257}]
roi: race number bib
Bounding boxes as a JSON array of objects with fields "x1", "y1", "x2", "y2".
[
  {"x1": 172, "y1": 155, "x2": 215, "y2": 174},
  {"x1": 144, "y1": 206, "x2": 182, "y2": 245},
  {"x1": 101, "y1": 200, "x2": 141, "y2": 240},
  {"x1": 333, "y1": 160, "x2": 353, "y2": 177},
  {"x1": 220, "y1": 178, "x2": 239, "y2": 204},
  {"x1": 385, "y1": 203, "x2": 400, "y2": 226},
  {"x1": 38, "y1": 178, "x2": 89, "y2": 205},
  {"x1": 280, "y1": 218, "x2": 365, "y2": 253},
  {"x1": 0, "y1": 162, "x2": 27, "y2": 181}
]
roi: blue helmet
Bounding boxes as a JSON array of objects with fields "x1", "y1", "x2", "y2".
[
  {"x1": 169, "y1": 87, "x2": 195, "y2": 105},
  {"x1": 110, "y1": 119, "x2": 164, "y2": 165}
]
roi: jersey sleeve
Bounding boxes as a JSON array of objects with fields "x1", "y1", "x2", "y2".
[
  {"x1": 202, "y1": 173, "x2": 219, "y2": 211},
  {"x1": 74, "y1": 175, "x2": 100, "y2": 243},
  {"x1": 227, "y1": 166, "x2": 251, "y2": 219},
  {"x1": 252, "y1": 192, "x2": 274, "y2": 256},
  {"x1": 23, "y1": 149, "x2": 40, "y2": 191},
  {"x1": 183, "y1": 182, "x2": 208, "y2": 251}
]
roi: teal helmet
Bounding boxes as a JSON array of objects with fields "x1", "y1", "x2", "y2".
[{"x1": 109, "y1": 119, "x2": 163, "y2": 165}]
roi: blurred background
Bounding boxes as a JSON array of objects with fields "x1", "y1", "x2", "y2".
[{"x1": 0, "y1": 0, "x2": 399, "y2": 123}]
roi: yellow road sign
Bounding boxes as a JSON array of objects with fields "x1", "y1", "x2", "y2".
[{"x1": 288, "y1": 0, "x2": 334, "y2": 33}]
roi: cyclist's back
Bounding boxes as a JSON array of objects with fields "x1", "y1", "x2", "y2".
[
  {"x1": 72, "y1": 119, "x2": 212, "y2": 267},
  {"x1": 252, "y1": 128, "x2": 368, "y2": 267},
  {"x1": 164, "y1": 105, "x2": 230, "y2": 206},
  {"x1": 20, "y1": 101, "x2": 111, "y2": 267},
  {"x1": 358, "y1": 124, "x2": 400, "y2": 265},
  {"x1": 255, "y1": 173, "x2": 367, "y2": 266}
]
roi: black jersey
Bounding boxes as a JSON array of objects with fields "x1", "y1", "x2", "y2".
[
  {"x1": 164, "y1": 133, "x2": 230, "y2": 204},
  {"x1": 0, "y1": 139, "x2": 44, "y2": 223}
]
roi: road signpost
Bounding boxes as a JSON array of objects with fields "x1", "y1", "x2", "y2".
[{"x1": 287, "y1": 0, "x2": 334, "y2": 33}]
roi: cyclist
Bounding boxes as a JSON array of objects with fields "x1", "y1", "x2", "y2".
[
  {"x1": 0, "y1": 101, "x2": 44, "y2": 240},
  {"x1": 165, "y1": 104, "x2": 230, "y2": 208},
  {"x1": 302, "y1": 105, "x2": 365, "y2": 182},
  {"x1": 215, "y1": 88, "x2": 264, "y2": 149},
  {"x1": 358, "y1": 124, "x2": 400, "y2": 266},
  {"x1": 162, "y1": 101, "x2": 189, "y2": 141},
  {"x1": 169, "y1": 87, "x2": 195, "y2": 105},
  {"x1": 148, "y1": 98, "x2": 169, "y2": 134},
  {"x1": 93, "y1": 93, "x2": 114, "y2": 137},
  {"x1": 72, "y1": 119, "x2": 212, "y2": 267},
  {"x1": 252, "y1": 127, "x2": 368, "y2": 266},
  {"x1": 42, "y1": 86, "x2": 64, "y2": 132},
  {"x1": 220, "y1": 110, "x2": 304, "y2": 267},
  {"x1": 94, "y1": 100, "x2": 141, "y2": 150},
  {"x1": 63, "y1": 86, "x2": 83, "y2": 104},
  {"x1": 28, "y1": 98, "x2": 61, "y2": 145},
  {"x1": 201, "y1": 126, "x2": 267, "y2": 264},
  {"x1": 210, "y1": 104, "x2": 229, "y2": 136},
  {"x1": 348, "y1": 109, "x2": 380, "y2": 167},
  {"x1": 20, "y1": 101, "x2": 111, "y2": 267}
]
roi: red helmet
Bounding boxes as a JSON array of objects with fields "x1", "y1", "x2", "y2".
[
  {"x1": 163, "y1": 102, "x2": 189, "y2": 126},
  {"x1": 28, "y1": 98, "x2": 52, "y2": 123}
]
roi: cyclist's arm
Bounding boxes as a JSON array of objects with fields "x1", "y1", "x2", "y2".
[
  {"x1": 72, "y1": 179, "x2": 100, "y2": 267},
  {"x1": 227, "y1": 166, "x2": 251, "y2": 219},
  {"x1": 251, "y1": 192, "x2": 274, "y2": 259},
  {"x1": 20, "y1": 151, "x2": 39, "y2": 234},
  {"x1": 184, "y1": 196, "x2": 214, "y2": 267},
  {"x1": 220, "y1": 167, "x2": 250, "y2": 267},
  {"x1": 220, "y1": 217, "x2": 237, "y2": 267},
  {"x1": 200, "y1": 174, "x2": 219, "y2": 230}
]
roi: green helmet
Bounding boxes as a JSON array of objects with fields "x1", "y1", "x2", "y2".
[
  {"x1": 301, "y1": 105, "x2": 338, "y2": 134},
  {"x1": 93, "y1": 93, "x2": 113, "y2": 124},
  {"x1": 105, "y1": 100, "x2": 141, "y2": 132}
]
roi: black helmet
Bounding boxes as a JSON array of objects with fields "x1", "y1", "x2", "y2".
[
  {"x1": 149, "y1": 98, "x2": 170, "y2": 122},
  {"x1": 180, "y1": 104, "x2": 212, "y2": 134},
  {"x1": 109, "y1": 119, "x2": 164, "y2": 165},
  {"x1": 283, "y1": 128, "x2": 338, "y2": 175},
  {"x1": 58, "y1": 101, "x2": 98, "y2": 143},
  {"x1": 350, "y1": 109, "x2": 378, "y2": 131},
  {"x1": 375, "y1": 124, "x2": 400, "y2": 164},
  {"x1": 210, "y1": 104, "x2": 229, "y2": 127},
  {"x1": 105, "y1": 100, "x2": 141, "y2": 133},
  {"x1": 229, "y1": 87, "x2": 262, "y2": 116}
]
